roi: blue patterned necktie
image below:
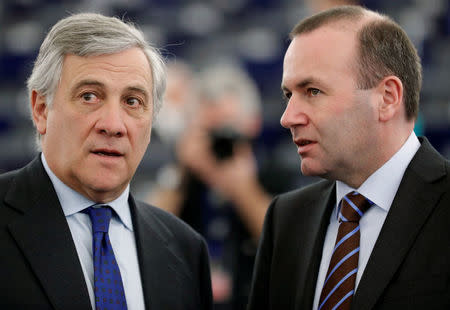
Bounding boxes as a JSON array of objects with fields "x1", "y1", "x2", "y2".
[
  {"x1": 84, "y1": 206, "x2": 128, "y2": 310},
  {"x1": 318, "y1": 191, "x2": 374, "y2": 310}
]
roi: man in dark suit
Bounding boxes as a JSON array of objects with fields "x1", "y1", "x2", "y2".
[
  {"x1": 0, "y1": 13, "x2": 212, "y2": 310},
  {"x1": 248, "y1": 5, "x2": 450, "y2": 310}
]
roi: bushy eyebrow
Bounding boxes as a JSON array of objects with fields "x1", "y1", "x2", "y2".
[
  {"x1": 72, "y1": 79, "x2": 104, "y2": 92},
  {"x1": 126, "y1": 86, "x2": 150, "y2": 102},
  {"x1": 71, "y1": 79, "x2": 150, "y2": 102}
]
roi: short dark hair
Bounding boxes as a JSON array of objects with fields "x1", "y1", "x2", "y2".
[{"x1": 290, "y1": 5, "x2": 422, "y2": 120}]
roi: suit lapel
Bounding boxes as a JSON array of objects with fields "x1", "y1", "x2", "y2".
[
  {"x1": 130, "y1": 197, "x2": 193, "y2": 309},
  {"x1": 295, "y1": 181, "x2": 336, "y2": 309},
  {"x1": 352, "y1": 138, "x2": 448, "y2": 310},
  {"x1": 5, "y1": 157, "x2": 92, "y2": 310}
]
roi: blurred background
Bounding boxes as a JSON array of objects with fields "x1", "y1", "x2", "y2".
[
  {"x1": 1, "y1": 0, "x2": 448, "y2": 308},
  {"x1": 0, "y1": 0, "x2": 449, "y2": 180}
]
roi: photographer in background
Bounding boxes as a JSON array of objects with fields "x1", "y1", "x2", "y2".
[{"x1": 148, "y1": 63, "x2": 272, "y2": 310}]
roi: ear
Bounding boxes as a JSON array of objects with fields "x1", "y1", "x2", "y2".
[
  {"x1": 31, "y1": 90, "x2": 49, "y2": 135},
  {"x1": 376, "y1": 76, "x2": 404, "y2": 122}
]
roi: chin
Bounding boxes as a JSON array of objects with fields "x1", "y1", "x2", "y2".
[
  {"x1": 85, "y1": 176, "x2": 128, "y2": 194},
  {"x1": 300, "y1": 161, "x2": 326, "y2": 178}
]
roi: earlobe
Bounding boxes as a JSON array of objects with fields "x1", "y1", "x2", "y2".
[
  {"x1": 31, "y1": 90, "x2": 48, "y2": 135},
  {"x1": 377, "y1": 76, "x2": 403, "y2": 122}
]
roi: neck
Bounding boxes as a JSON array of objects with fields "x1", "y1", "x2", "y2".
[{"x1": 341, "y1": 123, "x2": 415, "y2": 189}]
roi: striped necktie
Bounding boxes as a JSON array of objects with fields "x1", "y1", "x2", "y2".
[
  {"x1": 84, "y1": 205, "x2": 128, "y2": 310},
  {"x1": 318, "y1": 191, "x2": 374, "y2": 310}
]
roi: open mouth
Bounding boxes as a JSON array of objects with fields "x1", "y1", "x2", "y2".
[
  {"x1": 92, "y1": 150, "x2": 122, "y2": 157},
  {"x1": 299, "y1": 140, "x2": 312, "y2": 146}
]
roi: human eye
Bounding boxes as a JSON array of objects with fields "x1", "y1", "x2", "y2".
[
  {"x1": 282, "y1": 91, "x2": 291, "y2": 104},
  {"x1": 81, "y1": 92, "x2": 100, "y2": 103},
  {"x1": 125, "y1": 97, "x2": 143, "y2": 108},
  {"x1": 307, "y1": 88, "x2": 321, "y2": 97}
]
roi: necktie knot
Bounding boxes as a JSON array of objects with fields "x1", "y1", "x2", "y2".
[
  {"x1": 339, "y1": 191, "x2": 374, "y2": 223},
  {"x1": 83, "y1": 205, "x2": 112, "y2": 233}
]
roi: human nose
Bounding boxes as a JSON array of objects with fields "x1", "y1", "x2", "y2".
[
  {"x1": 95, "y1": 102, "x2": 127, "y2": 137},
  {"x1": 280, "y1": 96, "x2": 308, "y2": 129}
]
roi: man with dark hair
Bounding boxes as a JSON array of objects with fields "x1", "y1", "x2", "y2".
[
  {"x1": 0, "y1": 13, "x2": 212, "y2": 310},
  {"x1": 248, "y1": 5, "x2": 450, "y2": 310}
]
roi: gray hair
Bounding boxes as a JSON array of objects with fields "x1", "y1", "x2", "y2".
[{"x1": 27, "y1": 12, "x2": 166, "y2": 118}]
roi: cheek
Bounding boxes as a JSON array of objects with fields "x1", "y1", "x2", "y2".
[
  {"x1": 144, "y1": 127, "x2": 152, "y2": 145},
  {"x1": 336, "y1": 109, "x2": 374, "y2": 153},
  {"x1": 315, "y1": 107, "x2": 357, "y2": 152},
  {"x1": 46, "y1": 110, "x2": 76, "y2": 141},
  {"x1": 133, "y1": 120, "x2": 152, "y2": 149}
]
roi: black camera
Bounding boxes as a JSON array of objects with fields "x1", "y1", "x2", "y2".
[{"x1": 210, "y1": 127, "x2": 245, "y2": 160}]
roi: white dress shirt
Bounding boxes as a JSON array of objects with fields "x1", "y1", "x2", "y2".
[
  {"x1": 312, "y1": 131, "x2": 421, "y2": 309},
  {"x1": 41, "y1": 154, "x2": 145, "y2": 310}
]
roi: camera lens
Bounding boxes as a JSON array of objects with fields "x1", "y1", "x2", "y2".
[{"x1": 210, "y1": 127, "x2": 243, "y2": 160}]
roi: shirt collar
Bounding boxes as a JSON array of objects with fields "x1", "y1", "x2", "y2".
[
  {"x1": 41, "y1": 153, "x2": 134, "y2": 231},
  {"x1": 335, "y1": 131, "x2": 420, "y2": 218}
]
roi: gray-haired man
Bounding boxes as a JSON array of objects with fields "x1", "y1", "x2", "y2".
[{"x1": 0, "y1": 13, "x2": 212, "y2": 310}]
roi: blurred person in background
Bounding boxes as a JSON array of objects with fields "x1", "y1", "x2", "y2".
[
  {"x1": 152, "y1": 60, "x2": 199, "y2": 147},
  {"x1": 0, "y1": 13, "x2": 212, "y2": 310},
  {"x1": 248, "y1": 5, "x2": 450, "y2": 310},
  {"x1": 148, "y1": 62, "x2": 291, "y2": 310}
]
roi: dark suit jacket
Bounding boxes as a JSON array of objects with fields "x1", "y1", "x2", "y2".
[
  {"x1": 247, "y1": 137, "x2": 450, "y2": 310},
  {"x1": 0, "y1": 156, "x2": 213, "y2": 310}
]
